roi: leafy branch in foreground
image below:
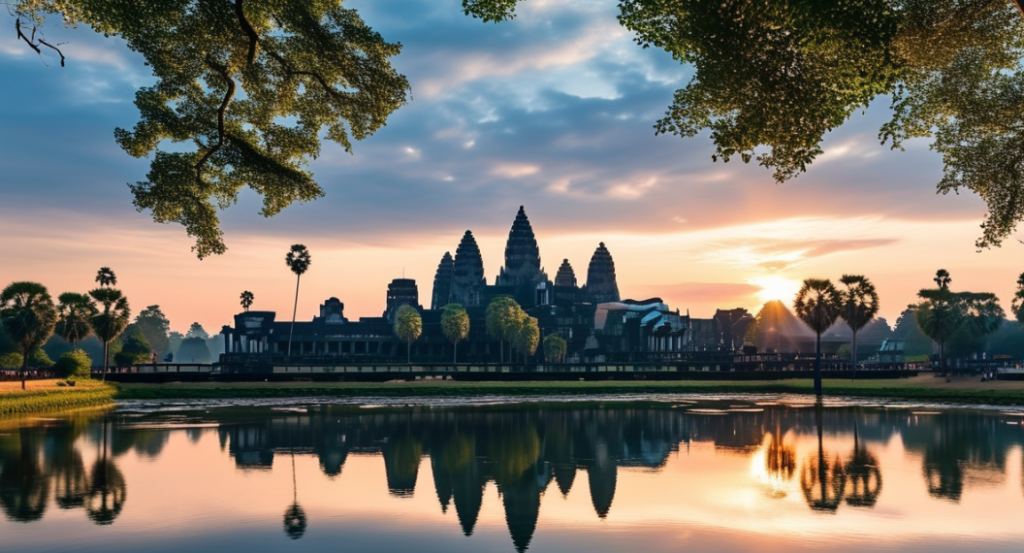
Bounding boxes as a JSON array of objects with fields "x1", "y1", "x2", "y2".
[{"x1": 11, "y1": 0, "x2": 409, "y2": 258}]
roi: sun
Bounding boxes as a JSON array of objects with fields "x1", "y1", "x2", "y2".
[{"x1": 750, "y1": 276, "x2": 801, "y2": 306}]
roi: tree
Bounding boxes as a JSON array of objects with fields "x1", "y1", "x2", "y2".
[
  {"x1": 486, "y1": 296, "x2": 523, "y2": 363},
  {"x1": 467, "y1": 0, "x2": 1024, "y2": 249},
  {"x1": 285, "y1": 244, "x2": 311, "y2": 357},
  {"x1": 393, "y1": 304, "x2": 422, "y2": 364},
  {"x1": 959, "y1": 292, "x2": 1005, "y2": 356},
  {"x1": 186, "y1": 322, "x2": 210, "y2": 340},
  {"x1": 88, "y1": 287, "x2": 131, "y2": 381},
  {"x1": 114, "y1": 332, "x2": 152, "y2": 369},
  {"x1": 94, "y1": 267, "x2": 117, "y2": 288},
  {"x1": 1012, "y1": 272, "x2": 1024, "y2": 328},
  {"x1": 838, "y1": 275, "x2": 880, "y2": 373},
  {"x1": 793, "y1": 279, "x2": 843, "y2": 397},
  {"x1": 240, "y1": 290, "x2": 255, "y2": 312},
  {"x1": 512, "y1": 316, "x2": 539, "y2": 363},
  {"x1": 543, "y1": 334, "x2": 567, "y2": 363},
  {"x1": 56, "y1": 292, "x2": 97, "y2": 351},
  {"x1": 10, "y1": 0, "x2": 409, "y2": 258},
  {"x1": 130, "y1": 305, "x2": 171, "y2": 357},
  {"x1": 0, "y1": 282, "x2": 58, "y2": 389},
  {"x1": 915, "y1": 286, "x2": 964, "y2": 375},
  {"x1": 441, "y1": 304, "x2": 470, "y2": 363}
]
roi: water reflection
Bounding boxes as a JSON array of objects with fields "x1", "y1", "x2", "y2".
[{"x1": 4, "y1": 402, "x2": 1024, "y2": 551}]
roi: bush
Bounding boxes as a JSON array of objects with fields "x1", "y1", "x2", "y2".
[
  {"x1": 0, "y1": 352, "x2": 23, "y2": 369},
  {"x1": 30, "y1": 349, "x2": 54, "y2": 368},
  {"x1": 54, "y1": 350, "x2": 93, "y2": 379}
]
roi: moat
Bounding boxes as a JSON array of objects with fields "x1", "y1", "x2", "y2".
[{"x1": 4, "y1": 400, "x2": 1024, "y2": 552}]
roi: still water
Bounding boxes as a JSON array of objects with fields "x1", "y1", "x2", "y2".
[{"x1": 3, "y1": 398, "x2": 1024, "y2": 552}]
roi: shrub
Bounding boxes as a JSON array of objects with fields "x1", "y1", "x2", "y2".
[
  {"x1": 31, "y1": 348, "x2": 54, "y2": 368},
  {"x1": 0, "y1": 352, "x2": 23, "y2": 369},
  {"x1": 55, "y1": 350, "x2": 93, "y2": 379}
]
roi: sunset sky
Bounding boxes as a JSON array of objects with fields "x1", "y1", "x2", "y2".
[{"x1": 1, "y1": 0, "x2": 1021, "y2": 335}]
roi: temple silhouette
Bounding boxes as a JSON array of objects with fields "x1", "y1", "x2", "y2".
[{"x1": 219, "y1": 206, "x2": 760, "y2": 368}]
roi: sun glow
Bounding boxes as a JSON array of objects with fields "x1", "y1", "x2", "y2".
[{"x1": 750, "y1": 276, "x2": 801, "y2": 306}]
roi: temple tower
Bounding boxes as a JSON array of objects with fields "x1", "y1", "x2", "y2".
[
  {"x1": 431, "y1": 251, "x2": 455, "y2": 310},
  {"x1": 583, "y1": 242, "x2": 620, "y2": 303},
  {"x1": 554, "y1": 259, "x2": 577, "y2": 288},
  {"x1": 384, "y1": 278, "x2": 421, "y2": 321},
  {"x1": 496, "y1": 206, "x2": 547, "y2": 288},
  {"x1": 451, "y1": 231, "x2": 486, "y2": 307}
]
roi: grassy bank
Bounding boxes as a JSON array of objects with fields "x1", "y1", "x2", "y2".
[
  {"x1": 112, "y1": 376, "x2": 1024, "y2": 406},
  {"x1": 0, "y1": 379, "x2": 117, "y2": 417}
]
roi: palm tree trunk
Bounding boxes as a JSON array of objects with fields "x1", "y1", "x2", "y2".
[
  {"x1": 288, "y1": 274, "x2": 301, "y2": 357},
  {"x1": 407, "y1": 339, "x2": 411, "y2": 364},
  {"x1": 499, "y1": 340, "x2": 503, "y2": 364},
  {"x1": 453, "y1": 340, "x2": 458, "y2": 364},
  {"x1": 814, "y1": 332, "x2": 822, "y2": 397},
  {"x1": 102, "y1": 341, "x2": 108, "y2": 382},
  {"x1": 851, "y1": 330, "x2": 858, "y2": 381},
  {"x1": 20, "y1": 346, "x2": 28, "y2": 390}
]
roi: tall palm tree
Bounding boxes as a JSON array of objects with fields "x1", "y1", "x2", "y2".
[
  {"x1": 0, "y1": 282, "x2": 59, "y2": 390},
  {"x1": 88, "y1": 288, "x2": 131, "y2": 381},
  {"x1": 916, "y1": 270, "x2": 965, "y2": 376},
  {"x1": 240, "y1": 290, "x2": 255, "y2": 312},
  {"x1": 95, "y1": 267, "x2": 117, "y2": 288},
  {"x1": 793, "y1": 278, "x2": 843, "y2": 397},
  {"x1": 57, "y1": 292, "x2": 98, "y2": 351},
  {"x1": 838, "y1": 275, "x2": 879, "y2": 376},
  {"x1": 285, "y1": 245, "x2": 311, "y2": 357}
]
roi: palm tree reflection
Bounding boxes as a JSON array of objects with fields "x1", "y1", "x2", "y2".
[
  {"x1": 86, "y1": 420, "x2": 127, "y2": 525},
  {"x1": 283, "y1": 453, "x2": 307, "y2": 540},
  {"x1": 800, "y1": 402, "x2": 846, "y2": 512},
  {"x1": 845, "y1": 422, "x2": 882, "y2": 507},
  {"x1": 762, "y1": 422, "x2": 796, "y2": 498},
  {"x1": 0, "y1": 430, "x2": 50, "y2": 523}
]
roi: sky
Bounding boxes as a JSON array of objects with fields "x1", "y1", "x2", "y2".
[{"x1": 1, "y1": 0, "x2": 1022, "y2": 335}]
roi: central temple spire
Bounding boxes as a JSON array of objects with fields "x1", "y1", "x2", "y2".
[{"x1": 497, "y1": 206, "x2": 546, "y2": 290}]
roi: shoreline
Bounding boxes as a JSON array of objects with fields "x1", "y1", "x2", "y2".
[
  {"x1": 109, "y1": 375, "x2": 1024, "y2": 407},
  {"x1": 0, "y1": 380, "x2": 117, "y2": 417}
]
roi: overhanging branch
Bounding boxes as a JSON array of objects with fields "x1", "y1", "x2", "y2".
[{"x1": 195, "y1": 60, "x2": 237, "y2": 178}]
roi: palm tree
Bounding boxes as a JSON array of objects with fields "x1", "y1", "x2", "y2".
[
  {"x1": 800, "y1": 401, "x2": 846, "y2": 511},
  {"x1": 916, "y1": 270, "x2": 965, "y2": 376},
  {"x1": 793, "y1": 279, "x2": 843, "y2": 397},
  {"x1": 285, "y1": 245, "x2": 311, "y2": 357},
  {"x1": 441, "y1": 304, "x2": 470, "y2": 363},
  {"x1": 486, "y1": 297, "x2": 523, "y2": 363},
  {"x1": 838, "y1": 275, "x2": 879, "y2": 377},
  {"x1": 1012, "y1": 272, "x2": 1024, "y2": 328},
  {"x1": 0, "y1": 282, "x2": 59, "y2": 390},
  {"x1": 394, "y1": 304, "x2": 422, "y2": 363},
  {"x1": 88, "y1": 288, "x2": 131, "y2": 381},
  {"x1": 543, "y1": 334, "x2": 567, "y2": 363},
  {"x1": 95, "y1": 267, "x2": 117, "y2": 288},
  {"x1": 240, "y1": 290, "x2": 255, "y2": 312},
  {"x1": 56, "y1": 292, "x2": 98, "y2": 351},
  {"x1": 86, "y1": 420, "x2": 126, "y2": 525}
]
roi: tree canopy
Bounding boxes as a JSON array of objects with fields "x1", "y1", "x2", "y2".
[
  {"x1": 11, "y1": 0, "x2": 409, "y2": 258},
  {"x1": 0, "y1": 281, "x2": 58, "y2": 387},
  {"x1": 11, "y1": 0, "x2": 1024, "y2": 251}
]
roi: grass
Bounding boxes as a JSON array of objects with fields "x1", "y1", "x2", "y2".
[
  {"x1": 111, "y1": 376, "x2": 1024, "y2": 406},
  {"x1": 0, "y1": 379, "x2": 118, "y2": 417}
]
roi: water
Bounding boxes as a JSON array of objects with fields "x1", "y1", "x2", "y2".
[{"x1": 3, "y1": 398, "x2": 1024, "y2": 552}]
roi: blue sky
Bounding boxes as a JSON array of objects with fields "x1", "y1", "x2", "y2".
[{"x1": 0, "y1": 0, "x2": 1020, "y2": 333}]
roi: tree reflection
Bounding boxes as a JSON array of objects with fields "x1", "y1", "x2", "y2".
[
  {"x1": 800, "y1": 403, "x2": 846, "y2": 512},
  {"x1": 762, "y1": 422, "x2": 796, "y2": 499},
  {"x1": 0, "y1": 430, "x2": 50, "y2": 523},
  {"x1": 283, "y1": 454, "x2": 307, "y2": 540},
  {"x1": 845, "y1": 422, "x2": 882, "y2": 508},
  {"x1": 86, "y1": 421, "x2": 127, "y2": 525}
]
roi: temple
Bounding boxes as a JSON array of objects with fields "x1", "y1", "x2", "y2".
[{"x1": 220, "y1": 206, "x2": 761, "y2": 369}]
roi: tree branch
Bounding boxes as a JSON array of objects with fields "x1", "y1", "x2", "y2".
[
  {"x1": 264, "y1": 48, "x2": 346, "y2": 102},
  {"x1": 196, "y1": 60, "x2": 237, "y2": 177},
  {"x1": 234, "y1": 0, "x2": 259, "y2": 64},
  {"x1": 16, "y1": 19, "x2": 66, "y2": 66}
]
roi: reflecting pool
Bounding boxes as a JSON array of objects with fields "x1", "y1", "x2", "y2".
[{"x1": 3, "y1": 399, "x2": 1024, "y2": 552}]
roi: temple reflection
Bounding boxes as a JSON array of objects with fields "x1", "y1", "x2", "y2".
[{"x1": 7, "y1": 403, "x2": 1024, "y2": 551}]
